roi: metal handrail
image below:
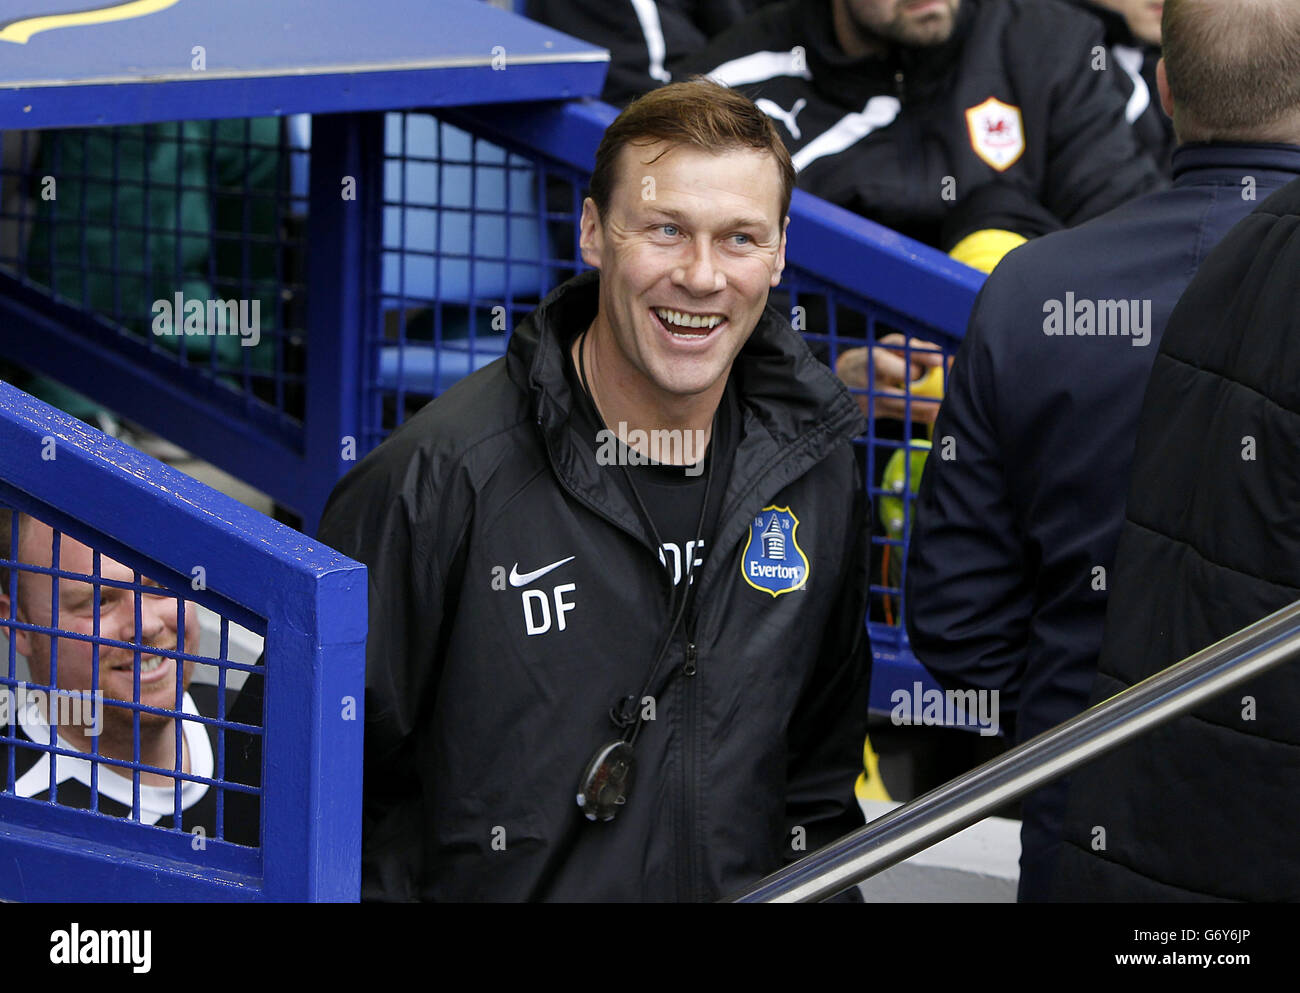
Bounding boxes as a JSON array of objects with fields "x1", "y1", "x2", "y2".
[{"x1": 730, "y1": 597, "x2": 1300, "y2": 902}]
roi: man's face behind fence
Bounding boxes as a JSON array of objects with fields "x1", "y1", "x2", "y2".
[
  {"x1": 1, "y1": 521, "x2": 197, "y2": 737},
  {"x1": 579, "y1": 141, "x2": 787, "y2": 404},
  {"x1": 839, "y1": 0, "x2": 962, "y2": 47}
]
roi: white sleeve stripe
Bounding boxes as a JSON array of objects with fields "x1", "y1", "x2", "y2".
[
  {"x1": 629, "y1": 0, "x2": 673, "y2": 84},
  {"x1": 792, "y1": 96, "x2": 901, "y2": 173},
  {"x1": 706, "y1": 50, "x2": 813, "y2": 87},
  {"x1": 1112, "y1": 45, "x2": 1151, "y2": 125}
]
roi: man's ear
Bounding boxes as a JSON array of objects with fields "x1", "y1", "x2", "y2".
[
  {"x1": 0, "y1": 590, "x2": 33, "y2": 658},
  {"x1": 770, "y1": 215, "x2": 790, "y2": 288},
  {"x1": 579, "y1": 197, "x2": 604, "y2": 270},
  {"x1": 1156, "y1": 57, "x2": 1174, "y2": 119}
]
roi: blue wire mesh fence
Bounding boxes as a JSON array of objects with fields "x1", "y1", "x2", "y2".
[
  {"x1": 0, "y1": 498, "x2": 264, "y2": 853},
  {"x1": 0, "y1": 118, "x2": 310, "y2": 445},
  {"x1": 0, "y1": 381, "x2": 364, "y2": 901}
]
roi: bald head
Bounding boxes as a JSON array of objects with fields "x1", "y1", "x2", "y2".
[{"x1": 1161, "y1": 0, "x2": 1300, "y2": 143}]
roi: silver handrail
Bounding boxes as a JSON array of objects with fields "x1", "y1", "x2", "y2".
[{"x1": 730, "y1": 598, "x2": 1300, "y2": 902}]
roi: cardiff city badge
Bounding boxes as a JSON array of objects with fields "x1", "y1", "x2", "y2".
[
  {"x1": 965, "y1": 97, "x2": 1025, "y2": 172},
  {"x1": 741, "y1": 506, "x2": 809, "y2": 598}
]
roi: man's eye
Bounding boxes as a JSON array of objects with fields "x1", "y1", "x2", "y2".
[
  {"x1": 660, "y1": 224, "x2": 679, "y2": 237},
  {"x1": 731, "y1": 233, "x2": 752, "y2": 246}
]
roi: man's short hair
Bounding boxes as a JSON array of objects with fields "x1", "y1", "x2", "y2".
[
  {"x1": 588, "y1": 78, "x2": 797, "y2": 223},
  {"x1": 1163, "y1": 0, "x2": 1300, "y2": 139}
]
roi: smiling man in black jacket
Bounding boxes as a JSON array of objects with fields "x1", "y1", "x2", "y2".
[{"x1": 316, "y1": 79, "x2": 871, "y2": 902}]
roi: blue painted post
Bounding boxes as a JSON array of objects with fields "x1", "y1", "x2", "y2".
[{"x1": 302, "y1": 113, "x2": 385, "y2": 533}]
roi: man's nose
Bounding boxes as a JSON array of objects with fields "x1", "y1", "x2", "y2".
[
  {"x1": 672, "y1": 241, "x2": 726, "y2": 295},
  {"x1": 139, "y1": 595, "x2": 173, "y2": 645}
]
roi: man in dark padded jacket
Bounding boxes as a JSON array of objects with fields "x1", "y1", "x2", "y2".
[
  {"x1": 315, "y1": 80, "x2": 872, "y2": 902},
  {"x1": 1054, "y1": 0, "x2": 1300, "y2": 902}
]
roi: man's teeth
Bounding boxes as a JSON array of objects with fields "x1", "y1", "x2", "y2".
[
  {"x1": 116, "y1": 656, "x2": 166, "y2": 673},
  {"x1": 655, "y1": 308, "x2": 724, "y2": 330}
]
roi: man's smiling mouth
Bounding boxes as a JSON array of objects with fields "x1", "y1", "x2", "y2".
[
  {"x1": 109, "y1": 652, "x2": 175, "y2": 683},
  {"x1": 653, "y1": 307, "x2": 726, "y2": 337}
]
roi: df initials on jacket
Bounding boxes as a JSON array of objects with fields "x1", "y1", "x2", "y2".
[
  {"x1": 315, "y1": 270, "x2": 873, "y2": 902},
  {"x1": 1054, "y1": 174, "x2": 1300, "y2": 902}
]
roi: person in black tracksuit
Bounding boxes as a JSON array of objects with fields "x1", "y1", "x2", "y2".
[
  {"x1": 314, "y1": 82, "x2": 872, "y2": 902},
  {"x1": 906, "y1": 0, "x2": 1300, "y2": 901},
  {"x1": 680, "y1": 0, "x2": 1164, "y2": 253},
  {"x1": 1071, "y1": 0, "x2": 1176, "y2": 175},
  {"x1": 526, "y1": 0, "x2": 783, "y2": 106}
]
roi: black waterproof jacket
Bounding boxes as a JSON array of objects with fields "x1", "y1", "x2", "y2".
[
  {"x1": 1053, "y1": 176, "x2": 1300, "y2": 901},
  {"x1": 316, "y1": 270, "x2": 872, "y2": 902},
  {"x1": 681, "y1": 0, "x2": 1164, "y2": 249}
]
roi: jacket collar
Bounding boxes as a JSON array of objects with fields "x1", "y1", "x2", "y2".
[
  {"x1": 506, "y1": 270, "x2": 864, "y2": 543},
  {"x1": 1171, "y1": 143, "x2": 1300, "y2": 187}
]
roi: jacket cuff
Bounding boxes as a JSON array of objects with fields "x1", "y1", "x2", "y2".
[{"x1": 948, "y1": 229, "x2": 1028, "y2": 274}]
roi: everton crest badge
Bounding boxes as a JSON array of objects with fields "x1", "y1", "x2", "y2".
[{"x1": 741, "y1": 506, "x2": 809, "y2": 598}]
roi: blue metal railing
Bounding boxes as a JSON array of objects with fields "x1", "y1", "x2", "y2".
[{"x1": 0, "y1": 381, "x2": 365, "y2": 900}]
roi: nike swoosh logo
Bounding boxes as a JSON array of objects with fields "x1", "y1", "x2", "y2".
[{"x1": 509, "y1": 556, "x2": 575, "y2": 587}]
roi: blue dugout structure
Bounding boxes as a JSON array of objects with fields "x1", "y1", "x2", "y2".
[{"x1": 0, "y1": 382, "x2": 365, "y2": 901}]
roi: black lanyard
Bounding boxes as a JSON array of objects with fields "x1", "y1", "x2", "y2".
[{"x1": 574, "y1": 328, "x2": 716, "y2": 821}]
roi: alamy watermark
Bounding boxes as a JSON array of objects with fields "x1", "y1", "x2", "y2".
[
  {"x1": 596, "y1": 424, "x2": 708, "y2": 477},
  {"x1": 1042, "y1": 292, "x2": 1151, "y2": 347},
  {"x1": 151, "y1": 293, "x2": 261, "y2": 347},
  {"x1": 890, "y1": 682, "x2": 1000, "y2": 737},
  {"x1": 1, "y1": 683, "x2": 104, "y2": 736},
  {"x1": 50, "y1": 924, "x2": 150, "y2": 973}
]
